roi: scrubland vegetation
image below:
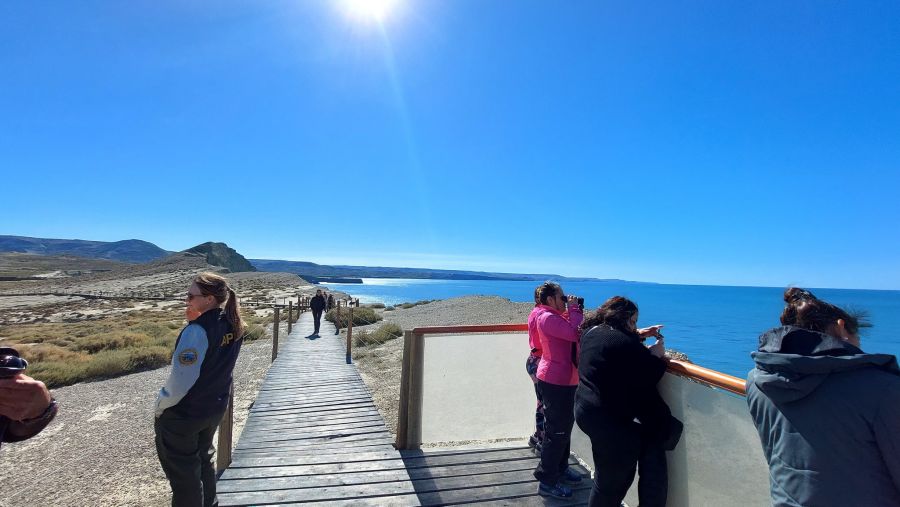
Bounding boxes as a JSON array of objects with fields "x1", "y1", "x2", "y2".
[
  {"x1": 352, "y1": 322, "x2": 403, "y2": 347},
  {"x1": 325, "y1": 306, "x2": 382, "y2": 328},
  {"x1": 0, "y1": 309, "x2": 277, "y2": 387}
]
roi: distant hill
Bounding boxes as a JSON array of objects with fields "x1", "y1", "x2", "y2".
[
  {"x1": 185, "y1": 242, "x2": 256, "y2": 273},
  {"x1": 0, "y1": 235, "x2": 171, "y2": 263},
  {"x1": 250, "y1": 259, "x2": 602, "y2": 283}
]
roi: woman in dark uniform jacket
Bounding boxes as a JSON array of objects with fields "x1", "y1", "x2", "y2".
[
  {"x1": 575, "y1": 296, "x2": 669, "y2": 507},
  {"x1": 155, "y1": 272, "x2": 245, "y2": 507}
]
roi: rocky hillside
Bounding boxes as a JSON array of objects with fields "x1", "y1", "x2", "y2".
[
  {"x1": 0, "y1": 235, "x2": 171, "y2": 263},
  {"x1": 184, "y1": 242, "x2": 256, "y2": 273}
]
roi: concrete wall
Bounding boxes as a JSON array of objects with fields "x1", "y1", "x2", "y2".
[{"x1": 419, "y1": 332, "x2": 771, "y2": 506}]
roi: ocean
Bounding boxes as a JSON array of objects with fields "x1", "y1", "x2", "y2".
[{"x1": 322, "y1": 278, "x2": 900, "y2": 378}]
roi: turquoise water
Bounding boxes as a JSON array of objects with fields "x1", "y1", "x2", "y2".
[{"x1": 322, "y1": 278, "x2": 900, "y2": 378}]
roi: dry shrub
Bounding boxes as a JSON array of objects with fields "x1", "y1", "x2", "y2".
[
  {"x1": 0, "y1": 310, "x2": 183, "y2": 387},
  {"x1": 244, "y1": 324, "x2": 267, "y2": 342},
  {"x1": 19, "y1": 343, "x2": 87, "y2": 363},
  {"x1": 73, "y1": 331, "x2": 150, "y2": 354},
  {"x1": 353, "y1": 323, "x2": 403, "y2": 347}
]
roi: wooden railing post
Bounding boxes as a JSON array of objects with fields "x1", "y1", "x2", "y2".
[
  {"x1": 216, "y1": 385, "x2": 233, "y2": 472},
  {"x1": 396, "y1": 330, "x2": 424, "y2": 449},
  {"x1": 346, "y1": 307, "x2": 353, "y2": 364},
  {"x1": 335, "y1": 304, "x2": 341, "y2": 335},
  {"x1": 287, "y1": 300, "x2": 293, "y2": 334},
  {"x1": 271, "y1": 307, "x2": 280, "y2": 362}
]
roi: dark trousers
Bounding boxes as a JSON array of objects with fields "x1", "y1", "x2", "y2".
[
  {"x1": 312, "y1": 309, "x2": 323, "y2": 334},
  {"x1": 575, "y1": 403, "x2": 667, "y2": 507},
  {"x1": 534, "y1": 381, "x2": 576, "y2": 484},
  {"x1": 525, "y1": 355, "x2": 545, "y2": 444},
  {"x1": 155, "y1": 411, "x2": 225, "y2": 507}
]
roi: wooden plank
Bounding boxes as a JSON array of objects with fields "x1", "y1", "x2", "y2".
[
  {"x1": 220, "y1": 458, "x2": 408, "y2": 480},
  {"x1": 233, "y1": 444, "x2": 397, "y2": 460},
  {"x1": 238, "y1": 420, "x2": 387, "y2": 439},
  {"x1": 222, "y1": 494, "x2": 420, "y2": 507},
  {"x1": 217, "y1": 480, "x2": 419, "y2": 505},
  {"x1": 400, "y1": 449, "x2": 577, "y2": 469},
  {"x1": 217, "y1": 469, "x2": 417, "y2": 493},
  {"x1": 227, "y1": 450, "x2": 405, "y2": 468},
  {"x1": 242, "y1": 413, "x2": 385, "y2": 430},
  {"x1": 412, "y1": 479, "x2": 591, "y2": 506},
  {"x1": 251, "y1": 394, "x2": 377, "y2": 408},
  {"x1": 238, "y1": 428, "x2": 392, "y2": 446},
  {"x1": 233, "y1": 435, "x2": 395, "y2": 453}
]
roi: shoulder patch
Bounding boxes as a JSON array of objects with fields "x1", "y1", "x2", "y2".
[{"x1": 178, "y1": 348, "x2": 199, "y2": 366}]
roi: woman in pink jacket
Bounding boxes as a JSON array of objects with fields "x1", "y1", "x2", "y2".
[{"x1": 532, "y1": 281, "x2": 585, "y2": 498}]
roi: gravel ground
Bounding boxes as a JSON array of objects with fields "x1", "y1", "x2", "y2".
[{"x1": 0, "y1": 331, "x2": 279, "y2": 507}]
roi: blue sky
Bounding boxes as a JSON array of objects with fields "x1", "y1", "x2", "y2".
[{"x1": 2, "y1": 1, "x2": 898, "y2": 289}]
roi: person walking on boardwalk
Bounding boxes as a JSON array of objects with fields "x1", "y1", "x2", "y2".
[
  {"x1": 747, "y1": 288, "x2": 900, "y2": 507},
  {"x1": 310, "y1": 289, "x2": 326, "y2": 336},
  {"x1": 327, "y1": 293, "x2": 335, "y2": 311},
  {"x1": 575, "y1": 296, "x2": 669, "y2": 507},
  {"x1": 155, "y1": 272, "x2": 245, "y2": 507},
  {"x1": 526, "y1": 285, "x2": 545, "y2": 453},
  {"x1": 532, "y1": 281, "x2": 585, "y2": 498}
]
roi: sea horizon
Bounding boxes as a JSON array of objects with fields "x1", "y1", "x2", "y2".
[{"x1": 323, "y1": 278, "x2": 900, "y2": 378}]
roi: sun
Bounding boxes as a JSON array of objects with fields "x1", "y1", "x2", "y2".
[{"x1": 341, "y1": 0, "x2": 401, "y2": 23}]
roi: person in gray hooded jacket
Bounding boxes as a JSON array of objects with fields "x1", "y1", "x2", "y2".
[{"x1": 747, "y1": 287, "x2": 900, "y2": 507}]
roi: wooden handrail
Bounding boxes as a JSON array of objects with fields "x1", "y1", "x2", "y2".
[{"x1": 666, "y1": 360, "x2": 746, "y2": 396}]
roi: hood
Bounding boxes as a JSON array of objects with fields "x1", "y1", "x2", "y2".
[{"x1": 749, "y1": 326, "x2": 900, "y2": 403}]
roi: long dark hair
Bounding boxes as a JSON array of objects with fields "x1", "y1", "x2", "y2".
[
  {"x1": 581, "y1": 296, "x2": 639, "y2": 337},
  {"x1": 780, "y1": 287, "x2": 869, "y2": 336},
  {"x1": 194, "y1": 272, "x2": 245, "y2": 337}
]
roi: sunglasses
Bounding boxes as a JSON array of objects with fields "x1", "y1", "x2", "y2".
[{"x1": 186, "y1": 293, "x2": 206, "y2": 301}]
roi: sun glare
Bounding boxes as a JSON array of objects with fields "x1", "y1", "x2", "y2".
[{"x1": 341, "y1": 0, "x2": 400, "y2": 23}]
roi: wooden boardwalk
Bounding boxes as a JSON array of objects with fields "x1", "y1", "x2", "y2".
[{"x1": 218, "y1": 312, "x2": 591, "y2": 505}]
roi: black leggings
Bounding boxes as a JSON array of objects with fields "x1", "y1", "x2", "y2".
[
  {"x1": 533, "y1": 381, "x2": 576, "y2": 484},
  {"x1": 575, "y1": 403, "x2": 667, "y2": 507}
]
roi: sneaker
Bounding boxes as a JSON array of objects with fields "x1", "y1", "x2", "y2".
[
  {"x1": 538, "y1": 481, "x2": 573, "y2": 498},
  {"x1": 561, "y1": 466, "x2": 584, "y2": 484}
]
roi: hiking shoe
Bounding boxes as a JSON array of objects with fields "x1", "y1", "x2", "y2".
[
  {"x1": 527, "y1": 436, "x2": 542, "y2": 454},
  {"x1": 561, "y1": 466, "x2": 584, "y2": 484},
  {"x1": 538, "y1": 481, "x2": 573, "y2": 498}
]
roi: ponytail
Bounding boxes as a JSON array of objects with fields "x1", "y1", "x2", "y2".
[{"x1": 226, "y1": 287, "x2": 245, "y2": 337}]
